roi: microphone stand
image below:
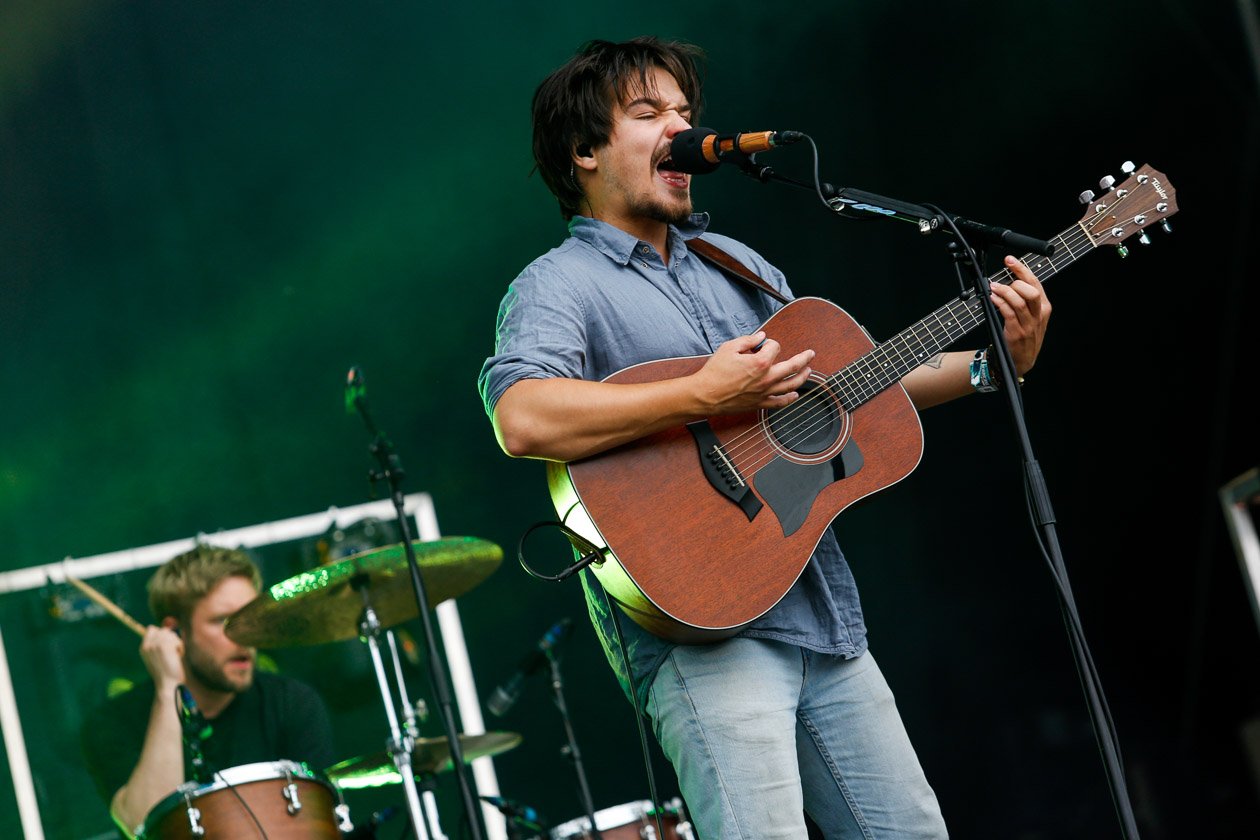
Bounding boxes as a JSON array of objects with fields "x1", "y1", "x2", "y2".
[
  {"x1": 945, "y1": 227, "x2": 1141, "y2": 839},
  {"x1": 546, "y1": 651, "x2": 603, "y2": 840},
  {"x1": 346, "y1": 368, "x2": 486, "y2": 840},
  {"x1": 722, "y1": 153, "x2": 1055, "y2": 255},
  {"x1": 750, "y1": 165, "x2": 1138, "y2": 835}
]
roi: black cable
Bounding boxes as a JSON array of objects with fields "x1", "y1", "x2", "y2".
[
  {"x1": 517, "y1": 520, "x2": 602, "y2": 583},
  {"x1": 213, "y1": 768, "x2": 270, "y2": 839}
]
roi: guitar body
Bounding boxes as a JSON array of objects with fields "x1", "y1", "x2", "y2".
[{"x1": 547, "y1": 297, "x2": 925, "y2": 643}]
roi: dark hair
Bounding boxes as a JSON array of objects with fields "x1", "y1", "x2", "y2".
[{"x1": 531, "y1": 36, "x2": 705, "y2": 219}]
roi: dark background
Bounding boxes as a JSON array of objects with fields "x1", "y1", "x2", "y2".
[{"x1": 2, "y1": 2, "x2": 1258, "y2": 838}]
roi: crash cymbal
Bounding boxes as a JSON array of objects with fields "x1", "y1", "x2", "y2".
[
  {"x1": 325, "y1": 731, "x2": 523, "y2": 789},
  {"x1": 224, "y1": 537, "x2": 502, "y2": 647}
]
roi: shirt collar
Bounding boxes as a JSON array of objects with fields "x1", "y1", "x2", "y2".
[{"x1": 568, "y1": 213, "x2": 711, "y2": 265}]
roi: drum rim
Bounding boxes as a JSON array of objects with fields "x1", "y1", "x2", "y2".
[{"x1": 549, "y1": 799, "x2": 666, "y2": 836}]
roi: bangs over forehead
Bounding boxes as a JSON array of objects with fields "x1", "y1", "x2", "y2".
[{"x1": 607, "y1": 47, "x2": 698, "y2": 110}]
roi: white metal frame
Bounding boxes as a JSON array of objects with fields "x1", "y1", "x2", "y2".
[
  {"x1": 0, "y1": 494, "x2": 507, "y2": 840},
  {"x1": 1220, "y1": 466, "x2": 1260, "y2": 641}
]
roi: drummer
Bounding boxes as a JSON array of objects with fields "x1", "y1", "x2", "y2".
[{"x1": 79, "y1": 543, "x2": 337, "y2": 837}]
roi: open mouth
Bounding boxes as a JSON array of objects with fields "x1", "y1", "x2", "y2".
[{"x1": 656, "y1": 154, "x2": 688, "y2": 189}]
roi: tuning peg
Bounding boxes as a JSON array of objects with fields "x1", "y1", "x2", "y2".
[
  {"x1": 1160, "y1": 219, "x2": 1173, "y2": 234},
  {"x1": 1138, "y1": 232, "x2": 1151, "y2": 245},
  {"x1": 1116, "y1": 244, "x2": 1129, "y2": 259},
  {"x1": 1121, "y1": 161, "x2": 1136, "y2": 176},
  {"x1": 1099, "y1": 174, "x2": 1117, "y2": 191},
  {"x1": 1078, "y1": 188, "x2": 1096, "y2": 205}
]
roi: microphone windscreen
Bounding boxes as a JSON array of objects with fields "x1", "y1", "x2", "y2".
[{"x1": 669, "y1": 127, "x2": 721, "y2": 174}]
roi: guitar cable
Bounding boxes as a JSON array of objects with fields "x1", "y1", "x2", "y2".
[{"x1": 516, "y1": 518, "x2": 603, "y2": 583}]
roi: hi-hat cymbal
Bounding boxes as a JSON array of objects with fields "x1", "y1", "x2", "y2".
[
  {"x1": 225, "y1": 537, "x2": 502, "y2": 647},
  {"x1": 325, "y1": 731, "x2": 523, "y2": 789}
]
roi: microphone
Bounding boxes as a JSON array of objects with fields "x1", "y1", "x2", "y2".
[
  {"x1": 669, "y1": 126, "x2": 805, "y2": 174},
  {"x1": 486, "y1": 617, "x2": 574, "y2": 717},
  {"x1": 175, "y1": 685, "x2": 213, "y2": 741},
  {"x1": 481, "y1": 796, "x2": 545, "y2": 831}
]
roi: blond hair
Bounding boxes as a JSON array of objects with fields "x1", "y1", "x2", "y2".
[{"x1": 147, "y1": 543, "x2": 262, "y2": 624}]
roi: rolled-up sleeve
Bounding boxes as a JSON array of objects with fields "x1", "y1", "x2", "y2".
[{"x1": 477, "y1": 258, "x2": 589, "y2": 416}]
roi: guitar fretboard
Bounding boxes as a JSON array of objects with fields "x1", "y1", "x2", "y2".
[{"x1": 826, "y1": 225, "x2": 1098, "y2": 409}]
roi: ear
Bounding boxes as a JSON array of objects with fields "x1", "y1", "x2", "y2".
[
  {"x1": 573, "y1": 142, "x2": 597, "y2": 172},
  {"x1": 161, "y1": 616, "x2": 181, "y2": 636}
]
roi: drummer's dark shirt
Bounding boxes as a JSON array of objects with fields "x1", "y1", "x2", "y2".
[{"x1": 80, "y1": 671, "x2": 336, "y2": 817}]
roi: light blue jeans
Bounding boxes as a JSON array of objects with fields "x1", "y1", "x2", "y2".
[{"x1": 645, "y1": 640, "x2": 947, "y2": 839}]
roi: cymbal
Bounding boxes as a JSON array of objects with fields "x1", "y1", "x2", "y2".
[
  {"x1": 224, "y1": 537, "x2": 502, "y2": 647},
  {"x1": 325, "y1": 731, "x2": 523, "y2": 789}
]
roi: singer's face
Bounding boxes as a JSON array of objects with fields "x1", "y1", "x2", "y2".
[
  {"x1": 183, "y1": 575, "x2": 258, "y2": 695},
  {"x1": 587, "y1": 66, "x2": 693, "y2": 233}
]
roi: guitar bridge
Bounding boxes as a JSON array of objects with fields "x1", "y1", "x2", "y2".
[{"x1": 687, "y1": 421, "x2": 763, "y2": 522}]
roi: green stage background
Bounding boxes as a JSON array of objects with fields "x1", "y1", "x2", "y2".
[{"x1": 2, "y1": 2, "x2": 1258, "y2": 838}]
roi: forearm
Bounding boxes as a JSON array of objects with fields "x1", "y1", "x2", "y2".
[
  {"x1": 903, "y1": 350, "x2": 977, "y2": 410},
  {"x1": 110, "y1": 687, "x2": 185, "y2": 836},
  {"x1": 493, "y1": 376, "x2": 709, "y2": 462}
]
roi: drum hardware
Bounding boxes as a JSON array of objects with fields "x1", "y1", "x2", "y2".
[
  {"x1": 223, "y1": 535, "x2": 502, "y2": 840},
  {"x1": 339, "y1": 364, "x2": 493, "y2": 840},
  {"x1": 222, "y1": 538, "x2": 502, "y2": 648},
  {"x1": 324, "y1": 731, "x2": 523, "y2": 788},
  {"x1": 178, "y1": 789, "x2": 203, "y2": 838},
  {"x1": 220, "y1": 532, "x2": 504, "y2": 840}
]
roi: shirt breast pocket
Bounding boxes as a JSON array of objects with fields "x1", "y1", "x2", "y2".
[{"x1": 730, "y1": 310, "x2": 765, "y2": 337}]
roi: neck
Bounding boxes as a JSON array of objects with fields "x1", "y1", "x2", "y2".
[{"x1": 184, "y1": 678, "x2": 238, "y2": 719}]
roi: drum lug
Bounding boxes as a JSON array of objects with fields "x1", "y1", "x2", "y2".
[
  {"x1": 640, "y1": 827, "x2": 657, "y2": 840},
  {"x1": 182, "y1": 791, "x2": 206, "y2": 838},
  {"x1": 335, "y1": 802, "x2": 355, "y2": 834},
  {"x1": 283, "y1": 767, "x2": 303, "y2": 815}
]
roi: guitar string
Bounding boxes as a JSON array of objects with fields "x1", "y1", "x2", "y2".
[
  {"x1": 713, "y1": 212, "x2": 1124, "y2": 478},
  {"x1": 748, "y1": 219, "x2": 1109, "y2": 468},
  {"x1": 716, "y1": 181, "x2": 1160, "y2": 471},
  {"x1": 722, "y1": 194, "x2": 1147, "y2": 475}
]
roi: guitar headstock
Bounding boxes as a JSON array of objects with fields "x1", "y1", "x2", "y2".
[{"x1": 1077, "y1": 162, "x2": 1178, "y2": 257}]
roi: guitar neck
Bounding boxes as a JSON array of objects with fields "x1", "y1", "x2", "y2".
[{"x1": 828, "y1": 222, "x2": 1096, "y2": 409}]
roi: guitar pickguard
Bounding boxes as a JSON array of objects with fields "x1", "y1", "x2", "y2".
[{"x1": 754, "y1": 440, "x2": 864, "y2": 536}]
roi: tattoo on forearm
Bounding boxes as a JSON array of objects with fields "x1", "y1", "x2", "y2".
[{"x1": 923, "y1": 354, "x2": 944, "y2": 369}]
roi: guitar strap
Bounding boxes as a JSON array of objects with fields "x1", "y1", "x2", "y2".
[{"x1": 687, "y1": 237, "x2": 792, "y2": 306}]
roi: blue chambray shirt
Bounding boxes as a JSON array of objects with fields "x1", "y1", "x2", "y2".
[{"x1": 478, "y1": 214, "x2": 868, "y2": 710}]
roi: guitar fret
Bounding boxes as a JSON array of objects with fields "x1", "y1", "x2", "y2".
[{"x1": 826, "y1": 219, "x2": 1113, "y2": 413}]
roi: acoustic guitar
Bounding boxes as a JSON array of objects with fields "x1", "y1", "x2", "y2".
[{"x1": 547, "y1": 163, "x2": 1178, "y2": 643}]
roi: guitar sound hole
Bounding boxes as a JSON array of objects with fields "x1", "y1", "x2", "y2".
[{"x1": 766, "y1": 380, "x2": 841, "y2": 456}]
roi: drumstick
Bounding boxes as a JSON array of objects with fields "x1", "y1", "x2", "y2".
[{"x1": 64, "y1": 573, "x2": 147, "y2": 637}]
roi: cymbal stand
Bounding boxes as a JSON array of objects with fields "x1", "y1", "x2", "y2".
[
  {"x1": 388, "y1": 628, "x2": 449, "y2": 840},
  {"x1": 356, "y1": 579, "x2": 433, "y2": 840}
]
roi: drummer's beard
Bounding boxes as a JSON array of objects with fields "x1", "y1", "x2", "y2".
[{"x1": 185, "y1": 638, "x2": 255, "y2": 695}]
